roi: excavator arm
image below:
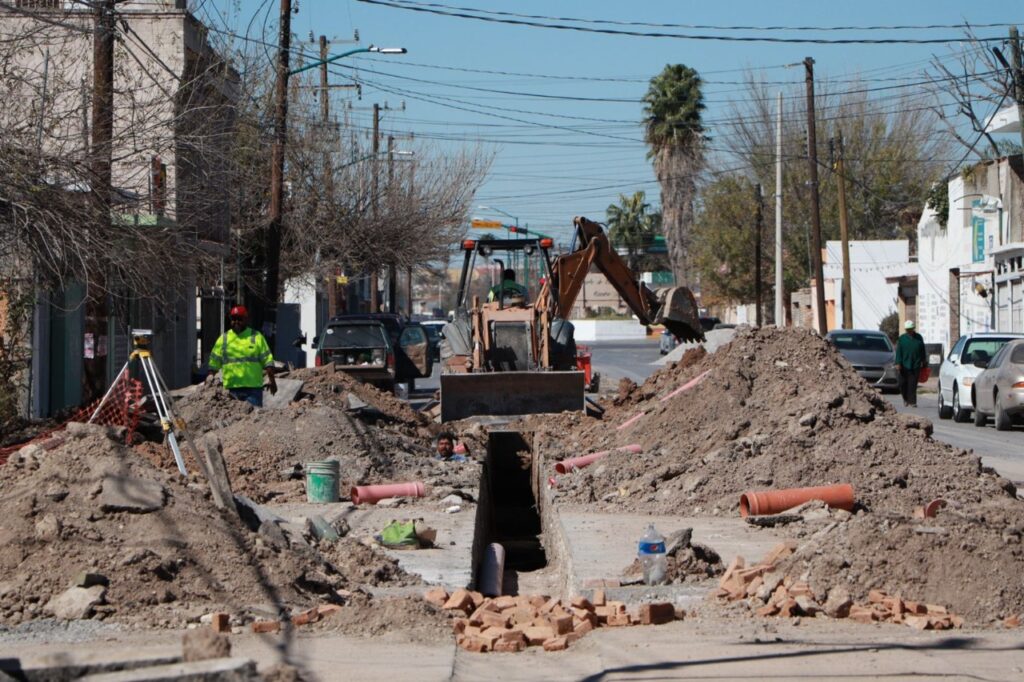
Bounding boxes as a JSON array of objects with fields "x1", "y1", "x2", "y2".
[{"x1": 540, "y1": 216, "x2": 704, "y2": 342}]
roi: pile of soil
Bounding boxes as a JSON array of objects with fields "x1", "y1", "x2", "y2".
[
  {"x1": 175, "y1": 386, "x2": 255, "y2": 437},
  {"x1": 621, "y1": 527, "x2": 724, "y2": 584},
  {"x1": 775, "y1": 504, "x2": 1024, "y2": 623},
  {"x1": 537, "y1": 325, "x2": 1024, "y2": 625},
  {"x1": 323, "y1": 539, "x2": 423, "y2": 587},
  {"x1": 317, "y1": 592, "x2": 452, "y2": 643},
  {"x1": 288, "y1": 366, "x2": 426, "y2": 426},
  {"x1": 0, "y1": 425, "x2": 348, "y2": 627},
  {"x1": 544, "y1": 326, "x2": 1016, "y2": 517}
]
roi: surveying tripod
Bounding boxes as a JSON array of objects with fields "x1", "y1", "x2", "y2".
[{"x1": 89, "y1": 330, "x2": 196, "y2": 476}]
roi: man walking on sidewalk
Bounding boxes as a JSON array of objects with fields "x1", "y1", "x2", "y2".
[
  {"x1": 894, "y1": 320, "x2": 926, "y2": 408},
  {"x1": 208, "y1": 305, "x2": 277, "y2": 407}
]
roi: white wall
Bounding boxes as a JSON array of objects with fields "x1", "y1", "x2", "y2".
[
  {"x1": 570, "y1": 319, "x2": 649, "y2": 341},
  {"x1": 824, "y1": 240, "x2": 906, "y2": 331}
]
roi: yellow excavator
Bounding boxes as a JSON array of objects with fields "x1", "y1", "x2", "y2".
[{"x1": 439, "y1": 216, "x2": 703, "y2": 421}]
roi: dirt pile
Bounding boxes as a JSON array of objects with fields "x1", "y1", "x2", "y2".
[
  {"x1": 621, "y1": 527, "x2": 723, "y2": 584},
  {"x1": 318, "y1": 592, "x2": 452, "y2": 643},
  {"x1": 0, "y1": 425, "x2": 419, "y2": 627},
  {"x1": 288, "y1": 366, "x2": 426, "y2": 426},
  {"x1": 544, "y1": 326, "x2": 1016, "y2": 517}
]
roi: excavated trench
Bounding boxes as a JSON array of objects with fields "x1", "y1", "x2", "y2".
[{"x1": 471, "y1": 429, "x2": 551, "y2": 595}]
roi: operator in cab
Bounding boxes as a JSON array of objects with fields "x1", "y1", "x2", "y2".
[{"x1": 487, "y1": 268, "x2": 528, "y2": 304}]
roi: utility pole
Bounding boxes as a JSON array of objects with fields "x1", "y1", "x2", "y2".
[
  {"x1": 370, "y1": 103, "x2": 380, "y2": 313},
  {"x1": 319, "y1": 35, "x2": 339, "y2": 317},
  {"x1": 774, "y1": 91, "x2": 785, "y2": 327},
  {"x1": 835, "y1": 130, "x2": 853, "y2": 329},
  {"x1": 88, "y1": 0, "x2": 115, "y2": 396},
  {"x1": 262, "y1": 0, "x2": 291, "y2": 338},
  {"x1": 754, "y1": 183, "x2": 764, "y2": 327},
  {"x1": 387, "y1": 134, "x2": 398, "y2": 313},
  {"x1": 1010, "y1": 27, "x2": 1024, "y2": 152},
  {"x1": 804, "y1": 57, "x2": 827, "y2": 335}
]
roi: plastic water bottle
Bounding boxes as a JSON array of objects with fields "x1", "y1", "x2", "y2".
[{"x1": 638, "y1": 523, "x2": 667, "y2": 585}]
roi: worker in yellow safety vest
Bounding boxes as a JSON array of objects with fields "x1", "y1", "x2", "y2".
[{"x1": 208, "y1": 305, "x2": 277, "y2": 407}]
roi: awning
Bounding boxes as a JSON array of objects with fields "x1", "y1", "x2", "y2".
[{"x1": 985, "y1": 105, "x2": 1021, "y2": 134}]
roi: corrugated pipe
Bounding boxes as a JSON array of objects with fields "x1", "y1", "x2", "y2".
[
  {"x1": 555, "y1": 444, "x2": 643, "y2": 475},
  {"x1": 739, "y1": 483, "x2": 855, "y2": 517},
  {"x1": 350, "y1": 481, "x2": 425, "y2": 505}
]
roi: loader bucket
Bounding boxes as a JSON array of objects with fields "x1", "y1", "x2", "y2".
[
  {"x1": 440, "y1": 371, "x2": 586, "y2": 423},
  {"x1": 657, "y1": 286, "x2": 705, "y2": 342}
]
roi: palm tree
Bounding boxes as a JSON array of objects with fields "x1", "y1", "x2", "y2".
[
  {"x1": 606, "y1": 191, "x2": 655, "y2": 271},
  {"x1": 643, "y1": 64, "x2": 706, "y2": 284}
]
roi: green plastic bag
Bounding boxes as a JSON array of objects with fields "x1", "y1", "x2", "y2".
[{"x1": 378, "y1": 520, "x2": 419, "y2": 548}]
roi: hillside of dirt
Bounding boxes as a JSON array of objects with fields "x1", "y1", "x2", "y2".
[
  {"x1": 0, "y1": 424, "x2": 420, "y2": 627},
  {"x1": 543, "y1": 326, "x2": 1016, "y2": 517},
  {"x1": 535, "y1": 326, "x2": 1024, "y2": 624}
]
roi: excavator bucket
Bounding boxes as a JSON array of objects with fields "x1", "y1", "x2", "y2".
[
  {"x1": 656, "y1": 286, "x2": 705, "y2": 343},
  {"x1": 440, "y1": 371, "x2": 586, "y2": 422}
]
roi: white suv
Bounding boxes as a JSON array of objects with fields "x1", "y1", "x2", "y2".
[{"x1": 938, "y1": 332, "x2": 1024, "y2": 422}]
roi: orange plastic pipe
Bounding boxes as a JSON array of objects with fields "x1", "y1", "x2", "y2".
[
  {"x1": 660, "y1": 369, "x2": 712, "y2": 402},
  {"x1": 739, "y1": 483, "x2": 855, "y2": 517},
  {"x1": 351, "y1": 481, "x2": 425, "y2": 505},
  {"x1": 555, "y1": 444, "x2": 643, "y2": 474}
]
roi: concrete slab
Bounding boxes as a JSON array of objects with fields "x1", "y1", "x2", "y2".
[
  {"x1": 79, "y1": 657, "x2": 256, "y2": 682},
  {"x1": 100, "y1": 476, "x2": 166, "y2": 514},
  {"x1": 0, "y1": 646, "x2": 181, "y2": 681},
  {"x1": 263, "y1": 379, "x2": 304, "y2": 410},
  {"x1": 268, "y1": 499, "x2": 478, "y2": 589},
  {"x1": 553, "y1": 508, "x2": 788, "y2": 607}
]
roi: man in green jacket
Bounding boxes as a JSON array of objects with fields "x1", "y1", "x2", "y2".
[
  {"x1": 894, "y1": 319, "x2": 927, "y2": 408},
  {"x1": 208, "y1": 305, "x2": 277, "y2": 407}
]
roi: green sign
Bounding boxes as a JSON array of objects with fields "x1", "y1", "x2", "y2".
[{"x1": 972, "y1": 214, "x2": 985, "y2": 263}]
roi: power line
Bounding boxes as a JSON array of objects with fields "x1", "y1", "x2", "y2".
[{"x1": 356, "y1": 0, "x2": 1012, "y2": 45}]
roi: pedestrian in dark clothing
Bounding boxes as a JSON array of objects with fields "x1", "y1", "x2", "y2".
[{"x1": 894, "y1": 320, "x2": 927, "y2": 408}]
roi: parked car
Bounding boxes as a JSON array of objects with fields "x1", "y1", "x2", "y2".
[
  {"x1": 314, "y1": 314, "x2": 432, "y2": 392},
  {"x1": 938, "y1": 332, "x2": 1024, "y2": 422},
  {"x1": 970, "y1": 339, "x2": 1024, "y2": 430},
  {"x1": 825, "y1": 329, "x2": 899, "y2": 392},
  {"x1": 422, "y1": 320, "x2": 446, "y2": 362},
  {"x1": 659, "y1": 328, "x2": 677, "y2": 355}
]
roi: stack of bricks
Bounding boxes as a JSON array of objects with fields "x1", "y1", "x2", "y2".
[
  {"x1": 424, "y1": 587, "x2": 679, "y2": 653},
  {"x1": 714, "y1": 543, "x2": 962, "y2": 630},
  {"x1": 247, "y1": 603, "x2": 344, "y2": 634}
]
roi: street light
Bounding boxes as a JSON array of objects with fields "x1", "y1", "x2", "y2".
[{"x1": 289, "y1": 45, "x2": 407, "y2": 77}]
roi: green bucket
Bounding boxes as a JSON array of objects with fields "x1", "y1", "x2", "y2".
[{"x1": 305, "y1": 460, "x2": 340, "y2": 503}]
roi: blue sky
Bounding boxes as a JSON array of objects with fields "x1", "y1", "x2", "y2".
[{"x1": 203, "y1": 1, "x2": 1024, "y2": 244}]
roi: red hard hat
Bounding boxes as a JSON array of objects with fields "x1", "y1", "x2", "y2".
[{"x1": 229, "y1": 305, "x2": 248, "y2": 319}]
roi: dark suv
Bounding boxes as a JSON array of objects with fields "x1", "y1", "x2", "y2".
[{"x1": 314, "y1": 314, "x2": 432, "y2": 391}]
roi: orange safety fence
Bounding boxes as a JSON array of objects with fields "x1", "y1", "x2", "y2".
[{"x1": 0, "y1": 372, "x2": 144, "y2": 465}]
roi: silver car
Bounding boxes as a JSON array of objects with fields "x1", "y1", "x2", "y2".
[
  {"x1": 826, "y1": 330, "x2": 899, "y2": 392},
  {"x1": 971, "y1": 339, "x2": 1024, "y2": 430}
]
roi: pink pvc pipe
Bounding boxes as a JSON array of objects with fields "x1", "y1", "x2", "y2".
[
  {"x1": 555, "y1": 444, "x2": 643, "y2": 474},
  {"x1": 350, "y1": 482, "x2": 425, "y2": 505},
  {"x1": 660, "y1": 369, "x2": 712, "y2": 402},
  {"x1": 616, "y1": 412, "x2": 646, "y2": 431}
]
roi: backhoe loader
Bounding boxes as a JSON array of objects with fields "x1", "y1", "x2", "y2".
[{"x1": 439, "y1": 216, "x2": 703, "y2": 421}]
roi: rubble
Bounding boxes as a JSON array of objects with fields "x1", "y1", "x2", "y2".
[{"x1": 431, "y1": 588, "x2": 682, "y2": 653}]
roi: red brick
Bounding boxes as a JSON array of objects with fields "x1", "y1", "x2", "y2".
[
  {"x1": 524, "y1": 625, "x2": 554, "y2": 645},
  {"x1": 550, "y1": 613, "x2": 573, "y2": 635},
  {"x1": 867, "y1": 589, "x2": 888, "y2": 604},
  {"x1": 924, "y1": 603, "x2": 948, "y2": 615},
  {"x1": 570, "y1": 596, "x2": 594, "y2": 611},
  {"x1": 638, "y1": 603, "x2": 675, "y2": 625},
  {"x1": 592, "y1": 589, "x2": 606, "y2": 607},
  {"x1": 903, "y1": 601, "x2": 927, "y2": 615},
  {"x1": 760, "y1": 541, "x2": 797, "y2": 566},
  {"x1": 512, "y1": 607, "x2": 535, "y2": 625},
  {"x1": 492, "y1": 596, "x2": 517, "y2": 610},
  {"x1": 458, "y1": 636, "x2": 487, "y2": 653},
  {"x1": 210, "y1": 613, "x2": 230, "y2": 633},
  {"x1": 480, "y1": 610, "x2": 511, "y2": 629},
  {"x1": 719, "y1": 556, "x2": 746, "y2": 588},
  {"x1": 501, "y1": 628, "x2": 526, "y2": 644},
  {"x1": 745, "y1": 576, "x2": 764, "y2": 597},
  {"x1": 316, "y1": 604, "x2": 342, "y2": 618},
  {"x1": 594, "y1": 606, "x2": 611, "y2": 624},
  {"x1": 950, "y1": 614, "x2": 964, "y2": 629},
  {"x1": 251, "y1": 620, "x2": 280, "y2": 634},
  {"x1": 452, "y1": 619, "x2": 468, "y2": 635},
  {"x1": 1004, "y1": 614, "x2": 1021, "y2": 628},
  {"x1": 423, "y1": 587, "x2": 449, "y2": 607},
  {"x1": 468, "y1": 591, "x2": 485, "y2": 608},
  {"x1": 777, "y1": 599, "x2": 799, "y2": 618},
  {"x1": 528, "y1": 595, "x2": 548, "y2": 608},
  {"x1": 756, "y1": 603, "x2": 780, "y2": 617},
  {"x1": 904, "y1": 615, "x2": 931, "y2": 630},
  {"x1": 848, "y1": 605, "x2": 875, "y2": 624},
  {"x1": 442, "y1": 589, "x2": 475, "y2": 614},
  {"x1": 539, "y1": 597, "x2": 560, "y2": 614},
  {"x1": 573, "y1": 619, "x2": 593, "y2": 636},
  {"x1": 543, "y1": 636, "x2": 568, "y2": 651},
  {"x1": 606, "y1": 614, "x2": 631, "y2": 627},
  {"x1": 290, "y1": 607, "x2": 320, "y2": 626},
  {"x1": 493, "y1": 639, "x2": 526, "y2": 653}
]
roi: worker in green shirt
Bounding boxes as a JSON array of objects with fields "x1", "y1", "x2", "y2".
[
  {"x1": 208, "y1": 305, "x2": 277, "y2": 407},
  {"x1": 893, "y1": 319, "x2": 927, "y2": 408},
  {"x1": 487, "y1": 268, "x2": 528, "y2": 304}
]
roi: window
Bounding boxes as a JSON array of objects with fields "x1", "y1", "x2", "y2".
[
  {"x1": 1010, "y1": 343, "x2": 1024, "y2": 365},
  {"x1": 950, "y1": 336, "x2": 966, "y2": 360},
  {"x1": 987, "y1": 345, "x2": 1008, "y2": 369},
  {"x1": 829, "y1": 333, "x2": 892, "y2": 352},
  {"x1": 320, "y1": 324, "x2": 388, "y2": 350},
  {"x1": 399, "y1": 326, "x2": 427, "y2": 346},
  {"x1": 962, "y1": 338, "x2": 1017, "y2": 365}
]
